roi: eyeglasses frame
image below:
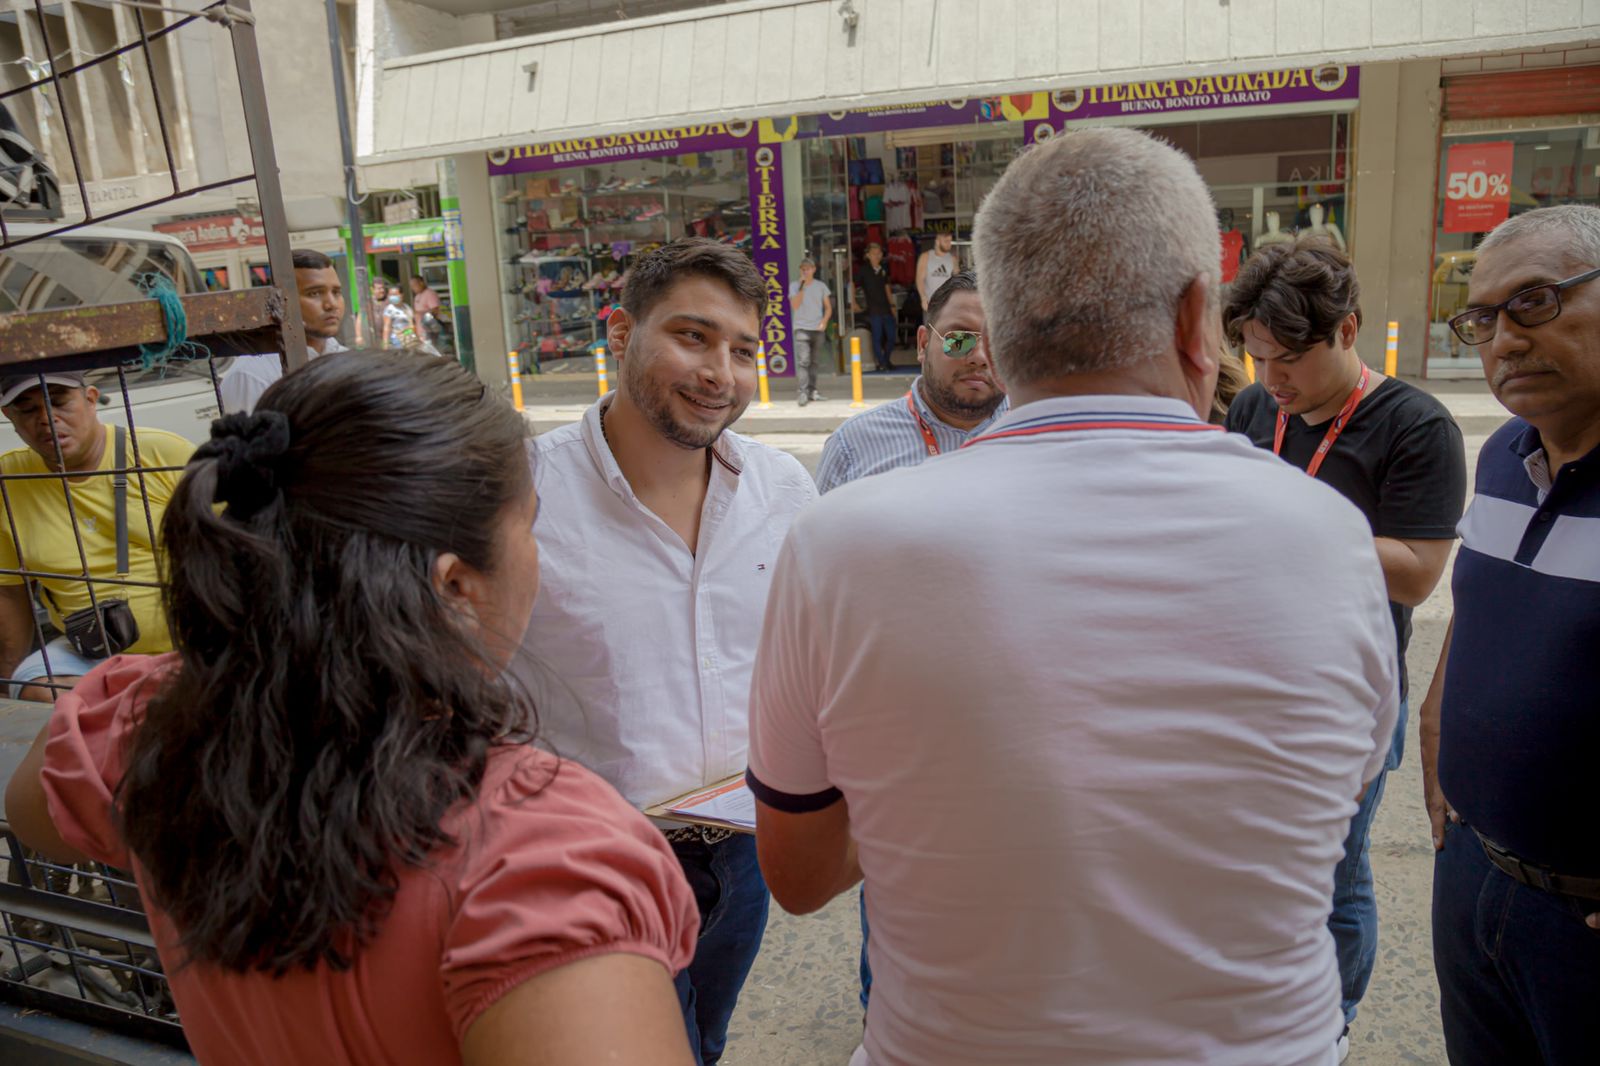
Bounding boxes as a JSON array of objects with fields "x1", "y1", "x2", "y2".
[{"x1": 1448, "y1": 265, "x2": 1600, "y2": 346}]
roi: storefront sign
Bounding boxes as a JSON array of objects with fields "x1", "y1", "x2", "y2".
[
  {"x1": 154, "y1": 213, "x2": 265, "y2": 252},
  {"x1": 1442, "y1": 141, "x2": 1515, "y2": 233},
  {"x1": 365, "y1": 222, "x2": 446, "y2": 252},
  {"x1": 488, "y1": 123, "x2": 762, "y2": 175},
  {"x1": 1050, "y1": 65, "x2": 1359, "y2": 122},
  {"x1": 747, "y1": 144, "x2": 792, "y2": 376},
  {"x1": 813, "y1": 94, "x2": 1049, "y2": 136}
]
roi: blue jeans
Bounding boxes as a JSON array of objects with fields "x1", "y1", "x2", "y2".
[
  {"x1": 10, "y1": 638, "x2": 103, "y2": 697},
  {"x1": 1433, "y1": 819, "x2": 1600, "y2": 1064},
  {"x1": 670, "y1": 833, "x2": 769, "y2": 1065},
  {"x1": 1329, "y1": 698, "x2": 1407, "y2": 1027},
  {"x1": 866, "y1": 313, "x2": 896, "y2": 370}
]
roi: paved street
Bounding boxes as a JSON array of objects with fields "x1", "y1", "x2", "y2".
[{"x1": 522, "y1": 370, "x2": 1501, "y2": 1065}]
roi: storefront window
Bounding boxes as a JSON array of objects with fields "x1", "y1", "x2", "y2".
[
  {"x1": 796, "y1": 123, "x2": 1025, "y2": 371},
  {"x1": 493, "y1": 150, "x2": 750, "y2": 370},
  {"x1": 1144, "y1": 113, "x2": 1351, "y2": 286},
  {"x1": 1427, "y1": 125, "x2": 1600, "y2": 375}
]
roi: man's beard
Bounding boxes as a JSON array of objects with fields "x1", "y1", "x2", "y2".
[
  {"x1": 628, "y1": 365, "x2": 744, "y2": 450},
  {"x1": 922, "y1": 370, "x2": 1003, "y2": 420}
]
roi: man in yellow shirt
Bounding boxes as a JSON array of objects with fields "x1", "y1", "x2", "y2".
[{"x1": 0, "y1": 371, "x2": 194, "y2": 700}]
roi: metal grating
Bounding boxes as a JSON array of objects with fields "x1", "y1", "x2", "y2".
[
  {"x1": 0, "y1": 2, "x2": 303, "y2": 1049},
  {"x1": 0, "y1": 822, "x2": 183, "y2": 1046}
]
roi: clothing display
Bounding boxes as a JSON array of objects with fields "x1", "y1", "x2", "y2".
[
  {"x1": 887, "y1": 237, "x2": 915, "y2": 286},
  {"x1": 884, "y1": 180, "x2": 912, "y2": 232}
]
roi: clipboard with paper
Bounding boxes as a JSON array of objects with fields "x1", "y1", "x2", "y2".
[{"x1": 645, "y1": 774, "x2": 757, "y2": 834}]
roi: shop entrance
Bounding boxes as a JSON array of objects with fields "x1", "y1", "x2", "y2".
[{"x1": 796, "y1": 122, "x2": 1023, "y2": 374}]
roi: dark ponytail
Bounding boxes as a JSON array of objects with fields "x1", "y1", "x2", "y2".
[{"x1": 117, "y1": 351, "x2": 534, "y2": 975}]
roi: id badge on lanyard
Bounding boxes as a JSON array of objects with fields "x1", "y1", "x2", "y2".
[{"x1": 1274, "y1": 364, "x2": 1370, "y2": 479}]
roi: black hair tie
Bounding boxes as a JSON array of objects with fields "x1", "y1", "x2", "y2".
[{"x1": 197, "y1": 410, "x2": 292, "y2": 519}]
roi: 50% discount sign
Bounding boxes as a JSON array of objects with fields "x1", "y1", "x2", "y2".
[{"x1": 1443, "y1": 141, "x2": 1515, "y2": 233}]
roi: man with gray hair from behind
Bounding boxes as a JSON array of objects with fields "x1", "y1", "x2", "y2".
[{"x1": 746, "y1": 127, "x2": 1399, "y2": 1065}]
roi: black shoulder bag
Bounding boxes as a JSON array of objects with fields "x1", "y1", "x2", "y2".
[{"x1": 60, "y1": 426, "x2": 140, "y2": 659}]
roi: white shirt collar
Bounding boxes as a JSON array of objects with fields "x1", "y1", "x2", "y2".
[
  {"x1": 985, "y1": 393, "x2": 1204, "y2": 434},
  {"x1": 578, "y1": 394, "x2": 747, "y2": 499}
]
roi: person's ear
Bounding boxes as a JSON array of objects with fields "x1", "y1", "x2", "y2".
[
  {"x1": 1173, "y1": 276, "x2": 1220, "y2": 419},
  {"x1": 916, "y1": 325, "x2": 930, "y2": 366},
  {"x1": 84, "y1": 386, "x2": 100, "y2": 406},
  {"x1": 606, "y1": 307, "x2": 635, "y2": 365},
  {"x1": 1339, "y1": 312, "x2": 1360, "y2": 352},
  {"x1": 432, "y1": 550, "x2": 486, "y2": 630}
]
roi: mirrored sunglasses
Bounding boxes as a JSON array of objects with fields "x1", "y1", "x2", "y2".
[{"x1": 930, "y1": 326, "x2": 983, "y2": 357}]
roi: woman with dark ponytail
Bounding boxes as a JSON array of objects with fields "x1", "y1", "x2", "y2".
[{"x1": 7, "y1": 351, "x2": 699, "y2": 1065}]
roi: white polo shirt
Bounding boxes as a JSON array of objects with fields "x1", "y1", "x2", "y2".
[
  {"x1": 748, "y1": 395, "x2": 1398, "y2": 1066},
  {"x1": 513, "y1": 395, "x2": 816, "y2": 810}
]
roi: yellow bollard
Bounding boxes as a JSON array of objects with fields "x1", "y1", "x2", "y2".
[
  {"x1": 1385, "y1": 321, "x2": 1399, "y2": 377},
  {"x1": 508, "y1": 351, "x2": 524, "y2": 411},
  {"x1": 1244, "y1": 352, "x2": 1256, "y2": 384},
  {"x1": 595, "y1": 346, "x2": 609, "y2": 396},
  {"x1": 756, "y1": 343, "x2": 773, "y2": 409},
  {"x1": 849, "y1": 334, "x2": 866, "y2": 409}
]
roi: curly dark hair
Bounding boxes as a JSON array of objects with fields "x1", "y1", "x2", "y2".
[
  {"x1": 116, "y1": 350, "x2": 535, "y2": 975},
  {"x1": 1223, "y1": 235, "x2": 1362, "y2": 353}
]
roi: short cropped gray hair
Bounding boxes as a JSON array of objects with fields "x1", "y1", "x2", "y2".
[
  {"x1": 1479, "y1": 204, "x2": 1600, "y2": 270},
  {"x1": 973, "y1": 128, "x2": 1219, "y2": 385}
]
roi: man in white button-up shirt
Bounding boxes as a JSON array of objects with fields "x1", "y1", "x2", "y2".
[
  {"x1": 511, "y1": 239, "x2": 816, "y2": 1065},
  {"x1": 748, "y1": 129, "x2": 1398, "y2": 1066}
]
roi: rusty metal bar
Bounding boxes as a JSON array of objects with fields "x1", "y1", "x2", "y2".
[
  {"x1": 0, "y1": 287, "x2": 284, "y2": 366},
  {"x1": 225, "y1": 0, "x2": 306, "y2": 367}
]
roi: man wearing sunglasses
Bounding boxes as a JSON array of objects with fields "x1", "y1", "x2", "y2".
[
  {"x1": 1423, "y1": 204, "x2": 1600, "y2": 1064},
  {"x1": 814, "y1": 271, "x2": 1006, "y2": 494},
  {"x1": 1223, "y1": 235, "x2": 1466, "y2": 1062}
]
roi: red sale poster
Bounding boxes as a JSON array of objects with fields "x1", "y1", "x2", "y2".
[{"x1": 1443, "y1": 142, "x2": 1515, "y2": 233}]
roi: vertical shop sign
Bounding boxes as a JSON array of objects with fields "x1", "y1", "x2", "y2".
[
  {"x1": 1442, "y1": 142, "x2": 1515, "y2": 233},
  {"x1": 748, "y1": 144, "x2": 793, "y2": 377}
]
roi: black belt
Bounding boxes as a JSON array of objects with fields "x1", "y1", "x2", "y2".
[
  {"x1": 1476, "y1": 830, "x2": 1600, "y2": 902},
  {"x1": 662, "y1": 824, "x2": 735, "y2": 846}
]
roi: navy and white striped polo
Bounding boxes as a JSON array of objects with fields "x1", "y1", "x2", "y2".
[{"x1": 1437, "y1": 417, "x2": 1600, "y2": 874}]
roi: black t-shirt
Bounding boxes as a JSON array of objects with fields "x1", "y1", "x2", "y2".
[
  {"x1": 860, "y1": 263, "x2": 893, "y2": 316},
  {"x1": 1225, "y1": 377, "x2": 1468, "y2": 700}
]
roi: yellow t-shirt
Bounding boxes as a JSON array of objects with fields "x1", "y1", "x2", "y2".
[{"x1": 0, "y1": 424, "x2": 195, "y2": 654}]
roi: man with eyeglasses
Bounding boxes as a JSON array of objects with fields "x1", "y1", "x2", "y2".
[
  {"x1": 1223, "y1": 235, "x2": 1466, "y2": 1062},
  {"x1": 814, "y1": 271, "x2": 1006, "y2": 494},
  {"x1": 1423, "y1": 204, "x2": 1600, "y2": 1064}
]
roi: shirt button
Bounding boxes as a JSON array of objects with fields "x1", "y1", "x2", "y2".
[{"x1": 702, "y1": 657, "x2": 713, "y2": 668}]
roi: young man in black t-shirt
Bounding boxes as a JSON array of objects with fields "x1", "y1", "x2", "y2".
[
  {"x1": 855, "y1": 242, "x2": 897, "y2": 372},
  {"x1": 1224, "y1": 237, "x2": 1467, "y2": 1063}
]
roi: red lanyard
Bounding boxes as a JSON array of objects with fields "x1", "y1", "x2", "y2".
[
  {"x1": 907, "y1": 391, "x2": 941, "y2": 457},
  {"x1": 1274, "y1": 364, "x2": 1370, "y2": 479}
]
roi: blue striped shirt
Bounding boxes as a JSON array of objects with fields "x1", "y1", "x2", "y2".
[
  {"x1": 1438, "y1": 417, "x2": 1600, "y2": 873},
  {"x1": 814, "y1": 377, "x2": 1009, "y2": 493}
]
